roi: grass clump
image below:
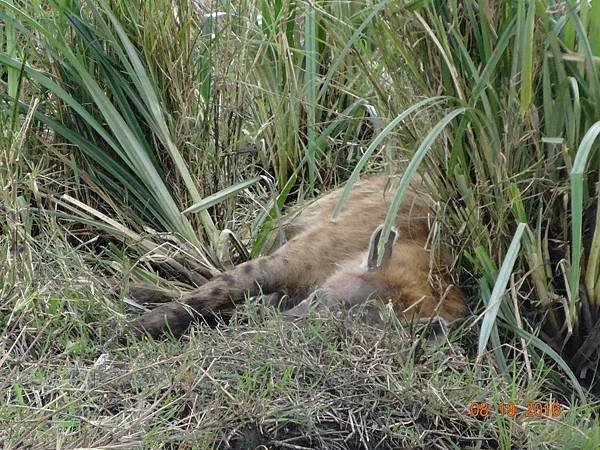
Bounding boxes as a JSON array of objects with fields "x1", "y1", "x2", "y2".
[{"x1": 396, "y1": 0, "x2": 600, "y2": 397}]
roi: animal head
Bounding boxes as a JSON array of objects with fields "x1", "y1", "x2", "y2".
[{"x1": 284, "y1": 224, "x2": 464, "y2": 324}]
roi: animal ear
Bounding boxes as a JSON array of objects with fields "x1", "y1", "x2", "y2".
[{"x1": 367, "y1": 224, "x2": 398, "y2": 270}]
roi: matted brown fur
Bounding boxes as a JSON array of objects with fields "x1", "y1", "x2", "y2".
[{"x1": 131, "y1": 175, "x2": 465, "y2": 338}]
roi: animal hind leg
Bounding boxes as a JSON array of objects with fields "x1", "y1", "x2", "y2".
[{"x1": 130, "y1": 255, "x2": 291, "y2": 338}]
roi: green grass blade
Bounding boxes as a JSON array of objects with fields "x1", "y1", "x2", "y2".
[
  {"x1": 98, "y1": 0, "x2": 218, "y2": 244},
  {"x1": 250, "y1": 173, "x2": 297, "y2": 258},
  {"x1": 518, "y1": 0, "x2": 535, "y2": 114},
  {"x1": 584, "y1": 188, "x2": 600, "y2": 306},
  {"x1": 564, "y1": 1, "x2": 600, "y2": 104},
  {"x1": 477, "y1": 222, "x2": 526, "y2": 358},
  {"x1": 304, "y1": 1, "x2": 317, "y2": 188},
  {"x1": 332, "y1": 96, "x2": 448, "y2": 219},
  {"x1": 590, "y1": 0, "x2": 600, "y2": 57},
  {"x1": 0, "y1": 53, "x2": 123, "y2": 158},
  {"x1": 3, "y1": 0, "x2": 17, "y2": 99},
  {"x1": 183, "y1": 177, "x2": 262, "y2": 215},
  {"x1": 377, "y1": 107, "x2": 467, "y2": 265},
  {"x1": 569, "y1": 121, "x2": 600, "y2": 314}
]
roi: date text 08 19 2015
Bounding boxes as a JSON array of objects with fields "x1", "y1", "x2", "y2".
[{"x1": 469, "y1": 401, "x2": 562, "y2": 418}]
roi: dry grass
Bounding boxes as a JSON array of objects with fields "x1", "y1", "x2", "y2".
[{"x1": 0, "y1": 233, "x2": 597, "y2": 449}]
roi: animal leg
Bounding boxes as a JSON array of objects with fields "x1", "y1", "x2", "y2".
[{"x1": 130, "y1": 255, "x2": 290, "y2": 338}]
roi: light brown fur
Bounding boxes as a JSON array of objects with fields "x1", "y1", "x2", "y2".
[{"x1": 131, "y1": 175, "x2": 465, "y2": 338}]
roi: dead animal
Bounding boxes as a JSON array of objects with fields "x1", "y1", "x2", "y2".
[{"x1": 130, "y1": 175, "x2": 466, "y2": 338}]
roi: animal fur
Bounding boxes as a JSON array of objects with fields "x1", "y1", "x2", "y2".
[{"x1": 131, "y1": 175, "x2": 465, "y2": 338}]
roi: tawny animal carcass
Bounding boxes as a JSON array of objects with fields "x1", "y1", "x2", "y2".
[{"x1": 131, "y1": 175, "x2": 465, "y2": 338}]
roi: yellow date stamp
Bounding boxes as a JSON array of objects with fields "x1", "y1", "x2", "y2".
[{"x1": 469, "y1": 401, "x2": 562, "y2": 418}]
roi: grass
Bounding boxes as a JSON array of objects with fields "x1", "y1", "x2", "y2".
[
  {"x1": 1, "y1": 236, "x2": 597, "y2": 449},
  {"x1": 1, "y1": 0, "x2": 599, "y2": 448},
  {"x1": 402, "y1": 0, "x2": 600, "y2": 399}
]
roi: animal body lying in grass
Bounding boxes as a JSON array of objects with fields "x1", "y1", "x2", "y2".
[{"x1": 131, "y1": 175, "x2": 465, "y2": 338}]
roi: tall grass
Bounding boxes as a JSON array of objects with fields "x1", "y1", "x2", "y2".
[
  {"x1": 0, "y1": 0, "x2": 217, "y2": 244},
  {"x1": 0, "y1": 0, "x2": 404, "y2": 257},
  {"x1": 394, "y1": 1, "x2": 600, "y2": 397}
]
